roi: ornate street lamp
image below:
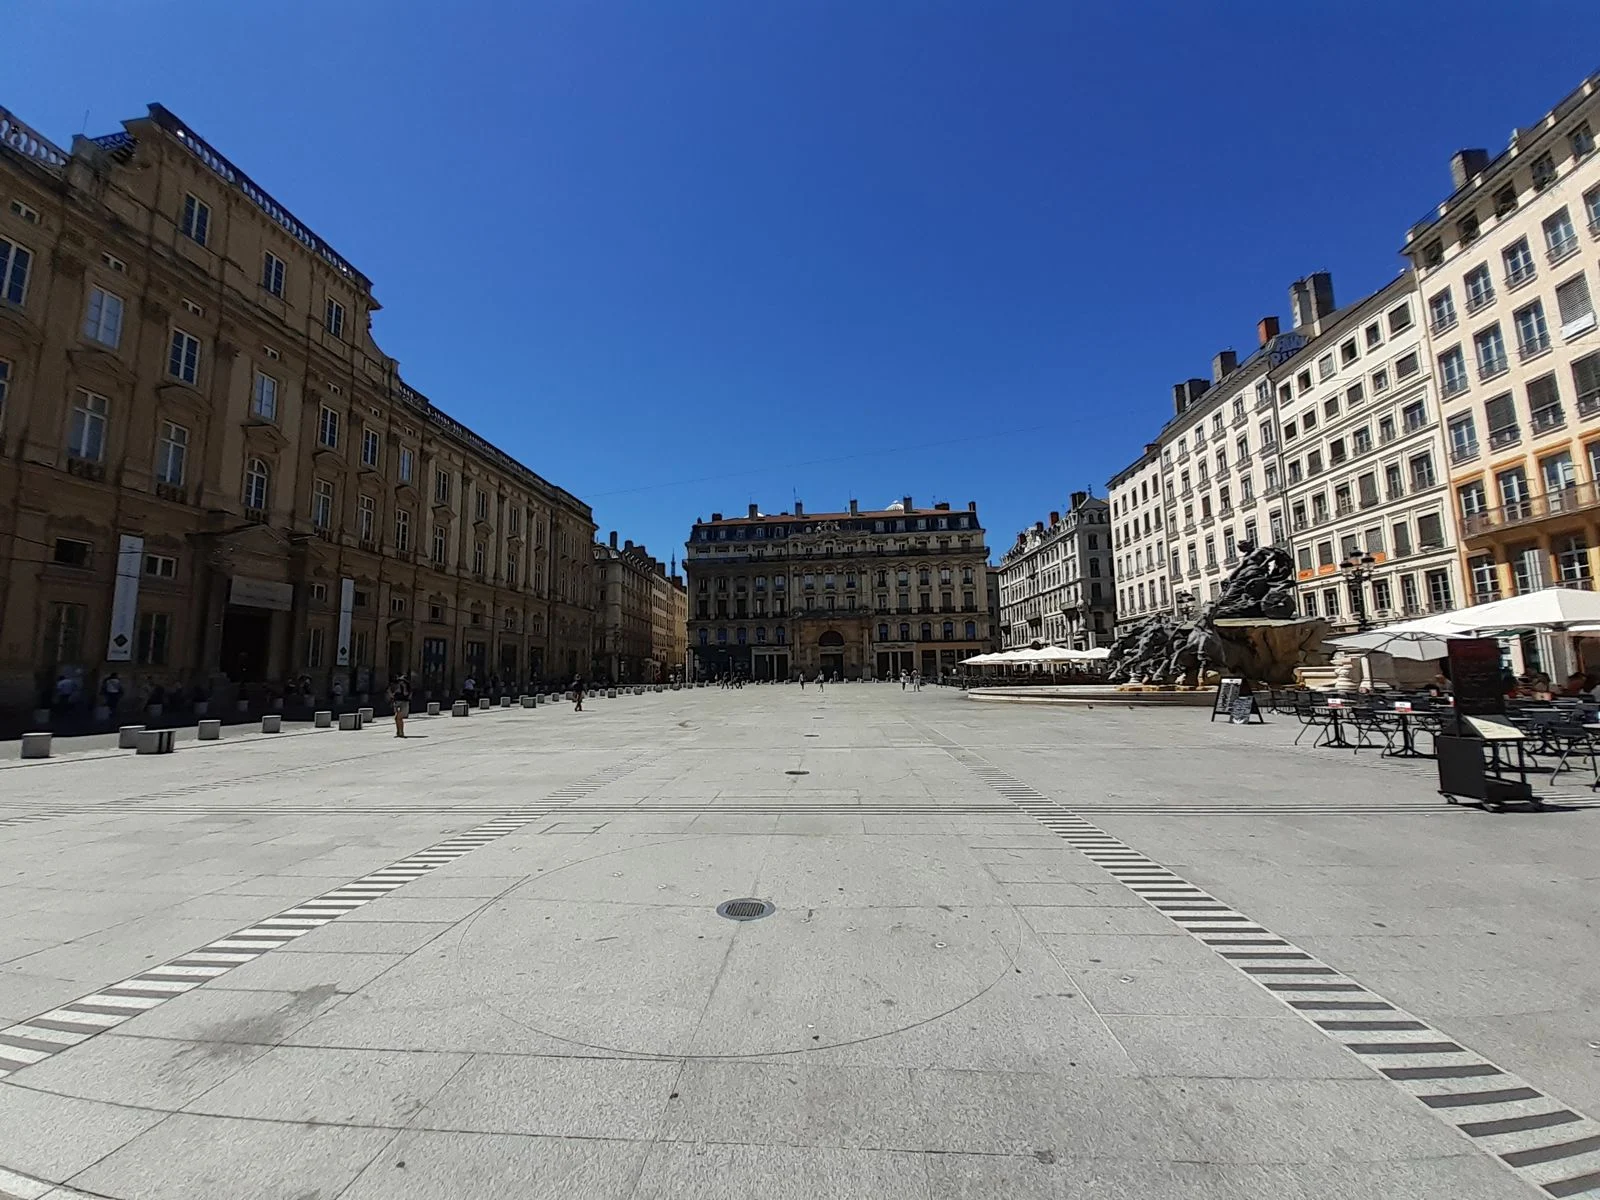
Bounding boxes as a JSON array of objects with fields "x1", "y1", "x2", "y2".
[{"x1": 1340, "y1": 548, "x2": 1378, "y2": 632}]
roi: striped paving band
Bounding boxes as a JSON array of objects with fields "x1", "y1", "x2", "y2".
[
  {"x1": 933, "y1": 738, "x2": 1600, "y2": 1199},
  {"x1": 0, "y1": 753, "x2": 648, "y2": 1084}
]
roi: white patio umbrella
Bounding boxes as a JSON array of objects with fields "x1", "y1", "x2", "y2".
[
  {"x1": 1075, "y1": 646, "x2": 1111, "y2": 661},
  {"x1": 1029, "y1": 646, "x2": 1082, "y2": 663},
  {"x1": 1438, "y1": 587, "x2": 1600, "y2": 635},
  {"x1": 1327, "y1": 613, "x2": 1463, "y2": 661}
]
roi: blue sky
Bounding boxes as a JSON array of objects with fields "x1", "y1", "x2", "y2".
[{"x1": 11, "y1": 2, "x2": 1600, "y2": 566}]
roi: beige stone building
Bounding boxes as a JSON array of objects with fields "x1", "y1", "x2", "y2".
[
  {"x1": 685, "y1": 498, "x2": 990, "y2": 681},
  {"x1": 0, "y1": 102, "x2": 594, "y2": 715},
  {"x1": 593, "y1": 534, "x2": 683, "y2": 683},
  {"x1": 996, "y1": 492, "x2": 1115, "y2": 649},
  {"x1": 1402, "y1": 73, "x2": 1600, "y2": 635}
]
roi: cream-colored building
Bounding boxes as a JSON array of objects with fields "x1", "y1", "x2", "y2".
[
  {"x1": 996, "y1": 492, "x2": 1114, "y2": 649},
  {"x1": 1276, "y1": 274, "x2": 1464, "y2": 626},
  {"x1": 1402, "y1": 72, "x2": 1600, "y2": 641},
  {"x1": 593, "y1": 534, "x2": 683, "y2": 683},
  {"x1": 685, "y1": 498, "x2": 990, "y2": 681},
  {"x1": 0, "y1": 102, "x2": 595, "y2": 715},
  {"x1": 1107, "y1": 445, "x2": 1167, "y2": 634}
]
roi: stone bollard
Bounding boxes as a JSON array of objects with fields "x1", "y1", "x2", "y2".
[
  {"x1": 521, "y1": 696, "x2": 535, "y2": 708},
  {"x1": 427, "y1": 702, "x2": 441, "y2": 716},
  {"x1": 535, "y1": 694, "x2": 545, "y2": 705},
  {"x1": 197, "y1": 719, "x2": 222, "y2": 740},
  {"x1": 500, "y1": 695, "x2": 512, "y2": 708},
  {"x1": 136, "y1": 729, "x2": 175, "y2": 754},
  {"x1": 478, "y1": 698, "x2": 491, "y2": 710},
  {"x1": 453, "y1": 701, "x2": 470, "y2": 717},
  {"x1": 118, "y1": 725, "x2": 146, "y2": 749},
  {"x1": 20, "y1": 732, "x2": 51, "y2": 759},
  {"x1": 314, "y1": 710, "x2": 333, "y2": 728},
  {"x1": 607, "y1": 688, "x2": 617, "y2": 699},
  {"x1": 338, "y1": 712, "x2": 361, "y2": 731},
  {"x1": 358, "y1": 707, "x2": 374, "y2": 723},
  {"x1": 261, "y1": 715, "x2": 282, "y2": 733}
]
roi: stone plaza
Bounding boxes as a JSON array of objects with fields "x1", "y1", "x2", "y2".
[{"x1": 0, "y1": 686, "x2": 1597, "y2": 1198}]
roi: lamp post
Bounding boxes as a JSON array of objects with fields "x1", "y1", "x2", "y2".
[{"x1": 1340, "y1": 548, "x2": 1378, "y2": 632}]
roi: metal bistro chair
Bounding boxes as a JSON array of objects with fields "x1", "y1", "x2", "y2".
[{"x1": 1293, "y1": 699, "x2": 1336, "y2": 747}]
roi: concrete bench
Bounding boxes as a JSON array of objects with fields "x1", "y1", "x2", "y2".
[
  {"x1": 136, "y1": 729, "x2": 175, "y2": 755},
  {"x1": 452, "y1": 701, "x2": 470, "y2": 717},
  {"x1": 314, "y1": 710, "x2": 333, "y2": 728},
  {"x1": 118, "y1": 724, "x2": 146, "y2": 749},
  {"x1": 261, "y1": 715, "x2": 282, "y2": 733},
  {"x1": 198, "y1": 719, "x2": 222, "y2": 740},
  {"x1": 20, "y1": 732, "x2": 51, "y2": 759},
  {"x1": 338, "y1": 712, "x2": 361, "y2": 731},
  {"x1": 358, "y1": 706, "x2": 374, "y2": 723},
  {"x1": 521, "y1": 696, "x2": 535, "y2": 708},
  {"x1": 426, "y1": 701, "x2": 441, "y2": 716}
]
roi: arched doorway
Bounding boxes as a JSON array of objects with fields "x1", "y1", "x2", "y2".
[{"x1": 818, "y1": 630, "x2": 845, "y2": 680}]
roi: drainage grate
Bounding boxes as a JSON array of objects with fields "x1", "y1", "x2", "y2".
[{"x1": 717, "y1": 898, "x2": 775, "y2": 921}]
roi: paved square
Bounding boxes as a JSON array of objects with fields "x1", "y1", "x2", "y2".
[{"x1": 1, "y1": 686, "x2": 1597, "y2": 1198}]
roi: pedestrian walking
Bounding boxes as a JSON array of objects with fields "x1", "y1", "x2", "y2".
[
  {"x1": 816, "y1": 671, "x2": 824, "y2": 693},
  {"x1": 100, "y1": 671, "x2": 123, "y2": 716},
  {"x1": 462, "y1": 674, "x2": 477, "y2": 705},
  {"x1": 330, "y1": 675, "x2": 346, "y2": 712},
  {"x1": 571, "y1": 676, "x2": 585, "y2": 711},
  {"x1": 389, "y1": 673, "x2": 412, "y2": 738},
  {"x1": 800, "y1": 674, "x2": 806, "y2": 690}
]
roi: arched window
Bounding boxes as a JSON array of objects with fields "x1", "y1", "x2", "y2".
[
  {"x1": 877, "y1": 623, "x2": 889, "y2": 641},
  {"x1": 942, "y1": 621, "x2": 953, "y2": 640},
  {"x1": 920, "y1": 622, "x2": 932, "y2": 641},
  {"x1": 756, "y1": 626, "x2": 767, "y2": 643},
  {"x1": 775, "y1": 626, "x2": 786, "y2": 644},
  {"x1": 965, "y1": 621, "x2": 976, "y2": 639},
  {"x1": 243, "y1": 458, "x2": 270, "y2": 510},
  {"x1": 899, "y1": 623, "x2": 911, "y2": 641}
]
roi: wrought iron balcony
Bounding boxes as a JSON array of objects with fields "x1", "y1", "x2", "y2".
[
  {"x1": 1530, "y1": 406, "x2": 1567, "y2": 435},
  {"x1": 1461, "y1": 479, "x2": 1600, "y2": 536},
  {"x1": 1548, "y1": 236, "x2": 1580, "y2": 265},
  {"x1": 1465, "y1": 289, "x2": 1496, "y2": 314},
  {"x1": 1430, "y1": 312, "x2": 1458, "y2": 336},
  {"x1": 1519, "y1": 333, "x2": 1552, "y2": 360},
  {"x1": 1487, "y1": 425, "x2": 1522, "y2": 450},
  {"x1": 1441, "y1": 374, "x2": 1470, "y2": 399},
  {"x1": 1477, "y1": 355, "x2": 1510, "y2": 382}
]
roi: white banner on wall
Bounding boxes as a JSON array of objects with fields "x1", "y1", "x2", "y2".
[
  {"x1": 106, "y1": 534, "x2": 144, "y2": 662},
  {"x1": 336, "y1": 578, "x2": 355, "y2": 667}
]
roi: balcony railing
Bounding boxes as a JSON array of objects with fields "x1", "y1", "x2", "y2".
[
  {"x1": 1441, "y1": 374, "x2": 1470, "y2": 399},
  {"x1": 1478, "y1": 355, "x2": 1510, "y2": 381},
  {"x1": 1548, "y1": 236, "x2": 1580, "y2": 265},
  {"x1": 1506, "y1": 263, "x2": 1538, "y2": 290},
  {"x1": 1465, "y1": 289, "x2": 1496, "y2": 314},
  {"x1": 1530, "y1": 406, "x2": 1567, "y2": 435},
  {"x1": 1335, "y1": 501, "x2": 1355, "y2": 517},
  {"x1": 1579, "y1": 388, "x2": 1600, "y2": 419},
  {"x1": 1461, "y1": 479, "x2": 1600, "y2": 536},
  {"x1": 1519, "y1": 333, "x2": 1552, "y2": 360},
  {"x1": 1488, "y1": 425, "x2": 1522, "y2": 450},
  {"x1": 1450, "y1": 442, "x2": 1481, "y2": 465},
  {"x1": 1430, "y1": 312, "x2": 1458, "y2": 336}
]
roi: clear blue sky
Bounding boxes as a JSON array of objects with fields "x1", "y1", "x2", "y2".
[{"x1": 11, "y1": 3, "x2": 1600, "y2": 566}]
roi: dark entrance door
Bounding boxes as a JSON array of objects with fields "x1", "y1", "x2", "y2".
[
  {"x1": 821, "y1": 653, "x2": 844, "y2": 678},
  {"x1": 219, "y1": 607, "x2": 272, "y2": 682}
]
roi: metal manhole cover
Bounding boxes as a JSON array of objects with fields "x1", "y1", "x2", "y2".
[
  {"x1": 785, "y1": 769, "x2": 809, "y2": 775},
  {"x1": 717, "y1": 898, "x2": 775, "y2": 921}
]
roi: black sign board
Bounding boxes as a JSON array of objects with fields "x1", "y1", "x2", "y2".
[
  {"x1": 1447, "y1": 638, "x2": 1505, "y2": 718},
  {"x1": 1211, "y1": 677, "x2": 1262, "y2": 724}
]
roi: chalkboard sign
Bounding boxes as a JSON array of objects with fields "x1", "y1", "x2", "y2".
[
  {"x1": 1448, "y1": 638, "x2": 1505, "y2": 718},
  {"x1": 1211, "y1": 677, "x2": 1263, "y2": 724}
]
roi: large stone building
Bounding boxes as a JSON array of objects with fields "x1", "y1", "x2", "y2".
[
  {"x1": 996, "y1": 492, "x2": 1115, "y2": 649},
  {"x1": 0, "y1": 102, "x2": 595, "y2": 715},
  {"x1": 592, "y1": 534, "x2": 685, "y2": 683},
  {"x1": 1107, "y1": 445, "x2": 1166, "y2": 635},
  {"x1": 685, "y1": 498, "x2": 991, "y2": 681},
  {"x1": 1402, "y1": 78, "x2": 1600, "y2": 614}
]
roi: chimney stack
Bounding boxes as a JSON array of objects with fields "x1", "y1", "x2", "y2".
[
  {"x1": 1308, "y1": 272, "x2": 1335, "y2": 324},
  {"x1": 711, "y1": 512, "x2": 723, "y2": 522},
  {"x1": 1450, "y1": 148, "x2": 1490, "y2": 191},
  {"x1": 609, "y1": 531, "x2": 618, "y2": 549},
  {"x1": 748, "y1": 502, "x2": 758, "y2": 518},
  {"x1": 1257, "y1": 315, "x2": 1280, "y2": 346},
  {"x1": 794, "y1": 500, "x2": 803, "y2": 516},
  {"x1": 1172, "y1": 383, "x2": 1190, "y2": 414},
  {"x1": 1211, "y1": 349, "x2": 1238, "y2": 382},
  {"x1": 624, "y1": 539, "x2": 633, "y2": 551},
  {"x1": 902, "y1": 495, "x2": 913, "y2": 511},
  {"x1": 1035, "y1": 521, "x2": 1045, "y2": 532},
  {"x1": 1049, "y1": 511, "x2": 1060, "y2": 525},
  {"x1": 967, "y1": 501, "x2": 976, "y2": 511},
  {"x1": 1070, "y1": 490, "x2": 1087, "y2": 509},
  {"x1": 1289, "y1": 278, "x2": 1313, "y2": 329},
  {"x1": 1185, "y1": 378, "x2": 1209, "y2": 405},
  {"x1": 849, "y1": 498, "x2": 859, "y2": 515}
]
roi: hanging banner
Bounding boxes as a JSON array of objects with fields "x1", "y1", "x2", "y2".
[
  {"x1": 106, "y1": 534, "x2": 144, "y2": 661},
  {"x1": 336, "y1": 578, "x2": 355, "y2": 667}
]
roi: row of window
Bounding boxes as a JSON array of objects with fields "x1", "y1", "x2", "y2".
[
  {"x1": 1457, "y1": 440, "x2": 1600, "y2": 523},
  {"x1": 1446, "y1": 354, "x2": 1600, "y2": 463},
  {"x1": 1300, "y1": 570, "x2": 1455, "y2": 621},
  {"x1": 1120, "y1": 575, "x2": 1171, "y2": 617},
  {"x1": 1435, "y1": 272, "x2": 1595, "y2": 399},
  {"x1": 696, "y1": 514, "x2": 976, "y2": 541},
  {"x1": 1417, "y1": 132, "x2": 1597, "y2": 267}
]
